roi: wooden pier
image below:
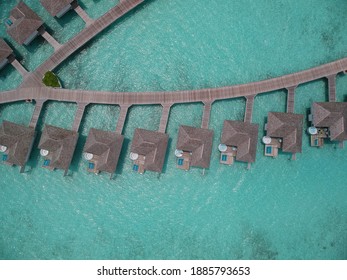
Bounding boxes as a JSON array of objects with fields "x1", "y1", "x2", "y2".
[
  {"x1": 286, "y1": 86, "x2": 296, "y2": 113},
  {"x1": 72, "y1": 103, "x2": 88, "y2": 132},
  {"x1": 115, "y1": 105, "x2": 129, "y2": 134},
  {"x1": 29, "y1": 100, "x2": 46, "y2": 129},
  {"x1": 41, "y1": 30, "x2": 61, "y2": 51},
  {"x1": 158, "y1": 104, "x2": 172, "y2": 133},
  {"x1": 201, "y1": 101, "x2": 212, "y2": 129},
  {"x1": 244, "y1": 95, "x2": 255, "y2": 123},
  {"x1": 2, "y1": 56, "x2": 346, "y2": 107},
  {"x1": 327, "y1": 74, "x2": 336, "y2": 102},
  {"x1": 74, "y1": 6, "x2": 94, "y2": 26}
]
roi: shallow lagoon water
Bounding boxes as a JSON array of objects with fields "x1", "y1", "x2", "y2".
[{"x1": 0, "y1": 0, "x2": 346, "y2": 259}]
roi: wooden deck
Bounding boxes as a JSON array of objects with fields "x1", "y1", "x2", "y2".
[
  {"x1": 158, "y1": 104, "x2": 172, "y2": 133},
  {"x1": 72, "y1": 103, "x2": 87, "y2": 131},
  {"x1": 327, "y1": 74, "x2": 336, "y2": 102},
  {"x1": 244, "y1": 95, "x2": 255, "y2": 123},
  {"x1": 2, "y1": 57, "x2": 347, "y2": 107},
  {"x1": 19, "y1": 0, "x2": 144, "y2": 89},
  {"x1": 29, "y1": 100, "x2": 46, "y2": 129},
  {"x1": 201, "y1": 101, "x2": 212, "y2": 129},
  {"x1": 10, "y1": 59, "x2": 28, "y2": 77},
  {"x1": 286, "y1": 86, "x2": 296, "y2": 113},
  {"x1": 115, "y1": 105, "x2": 129, "y2": 134},
  {"x1": 41, "y1": 30, "x2": 61, "y2": 51},
  {"x1": 74, "y1": 6, "x2": 94, "y2": 26}
]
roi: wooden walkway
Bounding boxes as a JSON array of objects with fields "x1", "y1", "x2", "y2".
[
  {"x1": 327, "y1": 74, "x2": 336, "y2": 102},
  {"x1": 2, "y1": 57, "x2": 347, "y2": 107},
  {"x1": 201, "y1": 101, "x2": 212, "y2": 129},
  {"x1": 158, "y1": 104, "x2": 172, "y2": 133},
  {"x1": 115, "y1": 105, "x2": 129, "y2": 134},
  {"x1": 41, "y1": 30, "x2": 61, "y2": 51},
  {"x1": 74, "y1": 6, "x2": 94, "y2": 26},
  {"x1": 244, "y1": 95, "x2": 255, "y2": 123},
  {"x1": 29, "y1": 100, "x2": 46, "y2": 129},
  {"x1": 286, "y1": 86, "x2": 296, "y2": 113},
  {"x1": 10, "y1": 59, "x2": 28, "y2": 77},
  {"x1": 72, "y1": 103, "x2": 88, "y2": 132},
  {"x1": 20, "y1": 0, "x2": 144, "y2": 88}
]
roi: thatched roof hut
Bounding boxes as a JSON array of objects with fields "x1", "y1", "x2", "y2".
[
  {"x1": 176, "y1": 125, "x2": 213, "y2": 168},
  {"x1": 38, "y1": 125, "x2": 78, "y2": 175},
  {"x1": 0, "y1": 39, "x2": 13, "y2": 69},
  {"x1": 40, "y1": 0, "x2": 77, "y2": 18},
  {"x1": 266, "y1": 112, "x2": 303, "y2": 153},
  {"x1": 6, "y1": 2, "x2": 43, "y2": 45},
  {"x1": 312, "y1": 102, "x2": 347, "y2": 141},
  {"x1": 0, "y1": 121, "x2": 36, "y2": 168},
  {"x1": 221, "y1": 120, "x2": 259, "y2": 163},
  {"x1": 130, "y1": 128, "x2": 168, "y2": 173},
  {"x1": 83, "y1": 128, "x2": 124, "y2": 174}
]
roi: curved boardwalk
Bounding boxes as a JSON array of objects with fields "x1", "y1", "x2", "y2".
[{"x1": 1, "y1": 57, "x2": 346, "y2": 106}]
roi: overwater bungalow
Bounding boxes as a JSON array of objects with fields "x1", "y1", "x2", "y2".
[
  {"x1": 0, "y1": 121, "x2": 36, "y2": 172},
  {"x1": 175, "y1": 125, "x2": 213, "y2": 171},
  {"x1": 308, "y1": 102, "x2": 347, "y2": 147},
  {"x1": 6, "y1": 2, "x2": 44, "y2": 46},
  {"x1": 130, "y1": 128, "x2": 168, "y2": 174},
  {"x1": 38, "y1": 125, "x2": 78, "y2": 176},
  {"x1": 219, "y1": 120, "x2": 259, "y2": 166},
  {"x1": 40, "y1": 0, "x2": 77, "y2": 18},
  {"x1": 263, "y1": 112, "x2": 303, "y2": 158},
  {"x1": 0, "y1": 39, "x2": 13, "y2": 70},
  {"x1": 83, "y1": 128, "x2": 124, "y2": 176}
]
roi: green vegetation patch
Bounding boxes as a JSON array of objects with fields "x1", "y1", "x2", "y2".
[{"x1": 42, "y1": 71, "x2": 61, "y2": 88}]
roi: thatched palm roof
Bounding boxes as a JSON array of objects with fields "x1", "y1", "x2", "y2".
[
  {"x1": 221, "y1": 120, "x2": 259, "y2": 163},
  {"x1": 266, "y1": 112, "x2": 303, "y2": 153},
  {"x1": 130, "y1": 128, "x2": 168, "y2": 173},
  {"x1": 176, "y1": 125, "x2": 213, "y2": 168},
  {"x1": 312, "y1": 102, "x2": 347, "y2": 141},
  {"x1": 7, "y1": 2, "x2": 43, "y2": 45},
  {"x1": 40, "y1": 0, "x2": 76, "y2": 17},
  {"x1": 0, "y1": 121, "x2": 36, "y2": 167},
  {"x1": 38, "y1": 125, "x2": 78, "y2": 172},
  {"x1": 0, "y1": 39, "x2": 13, "y2": 62},
  {"x1": 83, "y1": 128, "x2": 124, "y2": 174}
]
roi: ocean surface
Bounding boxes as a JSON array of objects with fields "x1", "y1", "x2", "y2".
[{"x1": 0, "y1": 0, "x2": 346, "y2": 259}]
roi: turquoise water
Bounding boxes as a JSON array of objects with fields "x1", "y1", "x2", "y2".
[{"x1": 0, "y1": 0, "x2": 347, "y2": 259}]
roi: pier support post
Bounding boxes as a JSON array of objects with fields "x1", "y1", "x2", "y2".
[
  {"x1": 286, "y1": 86, "x2": 296, "y2": 113},
  {"x1": 201, "y1": 101, "x2": 213, "y2": 129},
  {"x1": 158, "y1": 104, "x2": 172, "y2": 133},
  {"x1": 72, "y1": 103, "x2": 88, "y2": 132},
  {"x1": 115, "y1": 105, "x2": 129, "y2": 134},
  {"x1": 244, "y1": 95, "x2": 256, "y2": 123},
  {"x1": 29, "y1": 99, "x2": 46, "y2": 129},
  {"x1": 327, "y1": 75, "x2": 336, "y2": 102}
]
